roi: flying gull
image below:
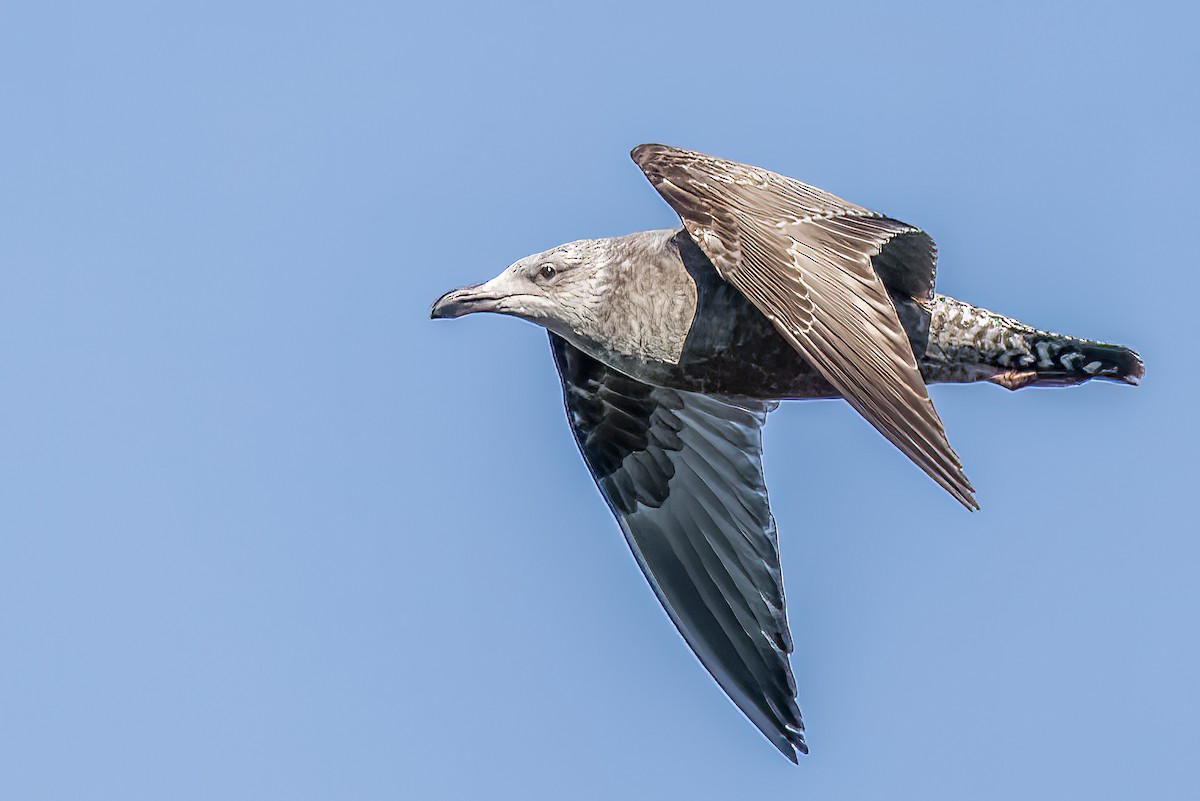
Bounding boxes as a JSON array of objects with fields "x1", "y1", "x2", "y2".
[{"x1": 430, "y1": 144, "x2": 1144, "y2": 761}]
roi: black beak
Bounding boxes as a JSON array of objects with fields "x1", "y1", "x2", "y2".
[{"x1": 430, "y1": 283, "x2": 489, "y2": 319}]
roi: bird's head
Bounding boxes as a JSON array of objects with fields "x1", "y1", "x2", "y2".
[{"x1": 429, "y1": 238, "x2": 611, "y2": 340}]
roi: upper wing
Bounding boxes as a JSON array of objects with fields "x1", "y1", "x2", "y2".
[
  {"x1": 549, "y1": 333, "x2": 806, "y2": 761},
  {"x1": 632, "y1": 144, "x2": 976, "y2": 510}
]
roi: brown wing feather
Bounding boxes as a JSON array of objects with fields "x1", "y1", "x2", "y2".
[{"x1": 632, "y1": 144, "x2": 976, "y2": 510}]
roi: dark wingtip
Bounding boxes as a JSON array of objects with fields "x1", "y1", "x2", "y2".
[
  {"x1": 777, "y1": 730, "x2": 807, "y2": 762},
  {"x1": 958, "y1": 482, "x2": 981, "y2": 512}
]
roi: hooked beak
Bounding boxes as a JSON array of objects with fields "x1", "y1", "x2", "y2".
[
  {"x1": 429, "y1": 282, "x2": 498, "y2": 319},
  {"x1": 430, "y1": 272, "x2": 545, "y2": 321}
]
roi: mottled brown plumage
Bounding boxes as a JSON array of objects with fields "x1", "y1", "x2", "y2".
[
  {"x1": 632, "y1": 144, "x2": 974, "y2": 508},
  {"x1": 430, "y1": 144, "x2": 1143, "y2": 762}
]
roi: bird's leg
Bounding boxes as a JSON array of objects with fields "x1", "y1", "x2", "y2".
[{"x1": 989, "y1": 370, "x2": 1038, "y2": 390}]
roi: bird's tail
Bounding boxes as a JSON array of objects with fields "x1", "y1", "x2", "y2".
[{"x1": 922, "y1": 295, "x2": 1144, "y2": 390}]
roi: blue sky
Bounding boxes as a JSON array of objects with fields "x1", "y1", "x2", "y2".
[{"x1": 2, "y1": 1, "x2": 1197, "y2": 798}]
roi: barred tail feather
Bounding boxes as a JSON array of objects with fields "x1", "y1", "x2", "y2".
[
  {"x1": 924, "y1": 295, "x2": 1145, "y2": 391},
  {"x1": 995, "y1": 335, "x2": 1145, "y2": 389}
]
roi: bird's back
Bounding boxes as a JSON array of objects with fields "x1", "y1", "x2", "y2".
[{"x1": 649, "y1": 231, "x2": 931, "y2": 401}]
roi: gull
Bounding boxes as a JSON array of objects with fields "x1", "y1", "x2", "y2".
[{"x1": 430, "y1": 144, "x2": 1143, "y2": 761}]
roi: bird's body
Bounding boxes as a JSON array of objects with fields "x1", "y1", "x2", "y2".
[
  {"x1": 541, "y1": 227, "x2": 1141, "y2": 402},
  {"x1": 431, "y1": 144, "x2": 1143, "y2": 761}
]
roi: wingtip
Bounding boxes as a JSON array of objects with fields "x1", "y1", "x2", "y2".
[
  {"x1": 793, "y1": 736, "x2": 809, "y2": 759},
  {"x1": 775, "y1": 731, "x2": 807, "y2": 763},
  {"x1": 945, "y1": 474, "x2": 980, "y2": 511},
  {"x1": 956, "y1": 470, "x2": 980, "y2": 511}
]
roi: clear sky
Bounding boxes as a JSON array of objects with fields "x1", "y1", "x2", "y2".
[{"x1": 2, "y1": 1, "x2": 1197, "y2": 798}]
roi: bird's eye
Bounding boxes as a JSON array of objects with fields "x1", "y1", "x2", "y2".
[{"x1": 539, "y1": 264, "x2": 557, "y2": 280}]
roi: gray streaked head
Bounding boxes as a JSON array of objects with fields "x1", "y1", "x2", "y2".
[
  {"x1": 430, "y1": 238, "x2": 613, "y2": 338},
  {"x1": 431, "y1": 229, "x2": 697, "y2": 367}
]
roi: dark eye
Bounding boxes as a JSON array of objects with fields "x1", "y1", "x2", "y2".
[{"x1": 539, "y1": 264, "x2": 557, "y2": 280}]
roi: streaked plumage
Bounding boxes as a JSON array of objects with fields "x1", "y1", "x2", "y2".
[
  {"x1": 632, "y1": 144, "x2": 974, "y2": 509},
  {"x1": 430, "y1": 144, "x2": 1143, "y2": 761}
]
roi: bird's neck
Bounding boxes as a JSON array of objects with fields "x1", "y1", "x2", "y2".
[{"x1": 560, "y1": 229, "x2": 698, "y2": 376}]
